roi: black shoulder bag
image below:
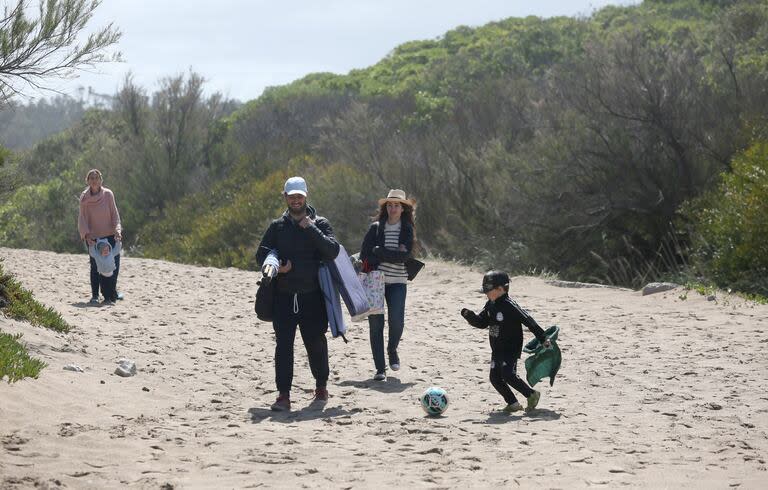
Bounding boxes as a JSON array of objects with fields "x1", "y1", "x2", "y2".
[{"x1": 254, "y1": 278, "x2": 275, "y2": 322}]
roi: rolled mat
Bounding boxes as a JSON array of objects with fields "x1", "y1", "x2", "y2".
[{"x1": 327, "y1": 244, "x2": 370, "y2": 318}]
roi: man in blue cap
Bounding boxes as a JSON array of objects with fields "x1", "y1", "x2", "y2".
[{"x1": 256, "y1": 176, "x2": 340, "y2": 411}]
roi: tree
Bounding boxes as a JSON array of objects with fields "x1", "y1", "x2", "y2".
[
  {"x1": 516, "y1": 23, "x2": 742, "y2": 285},
  {"x1": 114, "y1": 72, "x2": 147, "y2": 138},
  {"x1": 0, "y1": 0, "x2": 121, "y2": 100},
  {"x1": 114, "y1": 71, "x2": 233, "y2": 229}
]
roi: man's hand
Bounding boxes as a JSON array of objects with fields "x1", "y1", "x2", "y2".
[
  {"x1": 298, "y1": 216, "x2": 314, "y2": 229},
  {"x1": 85, "y1": 237, "x2": 95, "y2": 246},
  {"x1": 115, "y1": 231, "x2": 122, "y2": 241},
  {"x1": 278, "y1": 260, "x2": 292, "y2": 274}
]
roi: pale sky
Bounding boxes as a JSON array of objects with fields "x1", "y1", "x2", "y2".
[{"x1": 43, "y1": 0, "x2": 638, "y2": 102}]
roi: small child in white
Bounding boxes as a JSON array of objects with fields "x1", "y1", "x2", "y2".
[{"x1": 89, "y1": 238, "x2": 122, "y2": 277}]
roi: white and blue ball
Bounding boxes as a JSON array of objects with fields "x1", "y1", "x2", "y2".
[{"x1": 420, "y1": 386, "x2": 449, "y2": 416}]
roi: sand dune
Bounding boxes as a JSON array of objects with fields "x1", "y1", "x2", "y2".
[{"x1": 1, "y1": 247, "x2": 767, "y2": 489}]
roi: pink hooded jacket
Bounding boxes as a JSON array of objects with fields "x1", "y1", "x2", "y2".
[{"x1": 78, "y1": 187, "x2": 122, "y2": 240}]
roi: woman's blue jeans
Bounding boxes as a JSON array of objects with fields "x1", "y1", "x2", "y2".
[{"x1": 368, "y1": 283, "x2": 407, "y2": 373}]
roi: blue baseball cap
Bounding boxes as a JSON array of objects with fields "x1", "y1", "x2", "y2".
[{"x1": 283, "y1": 176, "x2": 307, "y2": 196}]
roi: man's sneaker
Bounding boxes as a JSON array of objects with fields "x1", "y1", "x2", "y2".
[
  {"x1": 373, "y1": 371, "x2": 386, "y2": 381},
  {"x1": 101, "y1": 299, "x2": 115, "y2": 306},
  {"x1": 525, "y1": 390, "x2": 541, "y2": 412},
  {"x1": 388, "y1": 351, "x2": 400, "y2": 371},
  {"x1": 314, "y1": 388, "x2": 329, "y2": 402},
  {"x1": 88, "y1": 296, "x2": 100, "y2": 305},
  {"x1": 270, "y1": 394, "x2": 291, "y2": 411},
  {"x1": 116, "y1": 292, "x2": 124, "y2": 300},
  {"x1": 503, "y1": 402, "x2": 524, "y2": 413}
]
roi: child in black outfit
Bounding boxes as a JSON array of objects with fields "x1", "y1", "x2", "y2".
[{"x1": 460, "y1": 270, "x2": 551, "y2": 413}]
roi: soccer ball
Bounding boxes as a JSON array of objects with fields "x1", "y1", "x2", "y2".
[{"x1": 420, "y1": 386, "x2": 449, "y2": 416}]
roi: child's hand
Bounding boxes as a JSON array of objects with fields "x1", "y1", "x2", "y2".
[
  {"x1": 461, "y1": 308, "x2": 482, "y2": 327},
  {"x1": 543, "y1": 339, "x2": 552, "y2": 348}
]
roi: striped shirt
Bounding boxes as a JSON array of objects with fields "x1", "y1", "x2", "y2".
[{"x1": 379, "y1": 221, "x2": 408, "y2": 284}]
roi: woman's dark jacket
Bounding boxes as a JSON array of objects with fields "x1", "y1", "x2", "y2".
[
  {"x1": 359, "y1": 219, "x2": 414, "y2": 268},
  {"x1": 256, "y1": 205, "x2": 339, "y2": 294}
]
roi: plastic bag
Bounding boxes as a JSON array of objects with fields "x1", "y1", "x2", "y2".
[{"x1": 352, "y1": 270, "x2": 385, "y2": 321}]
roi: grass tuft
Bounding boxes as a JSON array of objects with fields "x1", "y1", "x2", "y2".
[
  {"x1": 1, "y1": 260, "x2": 69, "y2": 382},
  {"x1": 0, "y1": 332, "x2": 47, "y2": 382},
  {"x1": 0, "y1": 262, "x2": 70, "y2": 333}
]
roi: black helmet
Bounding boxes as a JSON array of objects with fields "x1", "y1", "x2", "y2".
[{"x1": 482, "y1": 270, "x2": 509, "y2": 293}]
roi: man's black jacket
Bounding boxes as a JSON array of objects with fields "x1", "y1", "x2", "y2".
[{"x1": 256, "y1": 205, "x2": 339, "y2": 294}]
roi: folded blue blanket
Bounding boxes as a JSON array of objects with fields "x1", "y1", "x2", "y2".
[{"x1": 318, "y1": 264, "x2": 346, "y2": 340}]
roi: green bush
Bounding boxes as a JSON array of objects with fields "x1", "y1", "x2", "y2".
[
  {"x1": 687, "y1": 141, "x2": 768, "y2": 295},
  {"x1": 140, "y1": 170, "x2": 289, "y2": 268},
  {"x1": 0, "y1": 176, "x2": 82, "y2": 252}
]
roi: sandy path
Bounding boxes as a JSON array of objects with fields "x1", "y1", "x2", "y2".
[{"x1": 1, "y1": 247, "x2": 767, "y2": 489}]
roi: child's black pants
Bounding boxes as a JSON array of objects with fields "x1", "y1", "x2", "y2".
[{"x1": 489, "y1": 356, "x2": 534, "y2": 405}]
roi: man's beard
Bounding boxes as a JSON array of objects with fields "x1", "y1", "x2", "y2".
[{"x1": 289, "y1": 203, "x2": 307, "y2": 218}]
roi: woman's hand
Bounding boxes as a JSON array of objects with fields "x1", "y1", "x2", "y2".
[{"x1": 115, "y1": 231, "x2": 122, "y2": 241}]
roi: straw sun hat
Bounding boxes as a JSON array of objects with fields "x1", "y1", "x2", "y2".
[{"x1": 378, "y1": 189, "x2": 415, "y2": 207}]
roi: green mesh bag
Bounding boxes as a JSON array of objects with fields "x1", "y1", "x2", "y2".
[{"x1": 523, "y1": 325, "x2": 561, "y2": 387}]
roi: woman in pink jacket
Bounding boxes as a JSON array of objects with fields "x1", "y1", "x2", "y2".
[{"x1": 77, "y1": 169, "x2": 123, "y2": 305}]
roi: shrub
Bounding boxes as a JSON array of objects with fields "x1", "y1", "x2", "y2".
[{"x1": 686, "y1": 141, "x2": 768, "y2": 295}]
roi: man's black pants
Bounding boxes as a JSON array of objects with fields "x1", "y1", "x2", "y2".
[{"x1": 272, "y1": 290, "x2": 329, "y2": 394}]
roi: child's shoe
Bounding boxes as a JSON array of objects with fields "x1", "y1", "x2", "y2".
[
  {"x1": 525, "y1": 390, "x2": 541, "y2": 412},
  {"x1": 373, "y1": 371, "x2": 386, "y2": 381},
  {"x1": 503, "y1": 402, "x2": 523, "y2": 413}
]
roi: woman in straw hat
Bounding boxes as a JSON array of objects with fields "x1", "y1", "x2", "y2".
[{"x1": 359, "y1": 189, "x2": 417, "y2": 381}]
